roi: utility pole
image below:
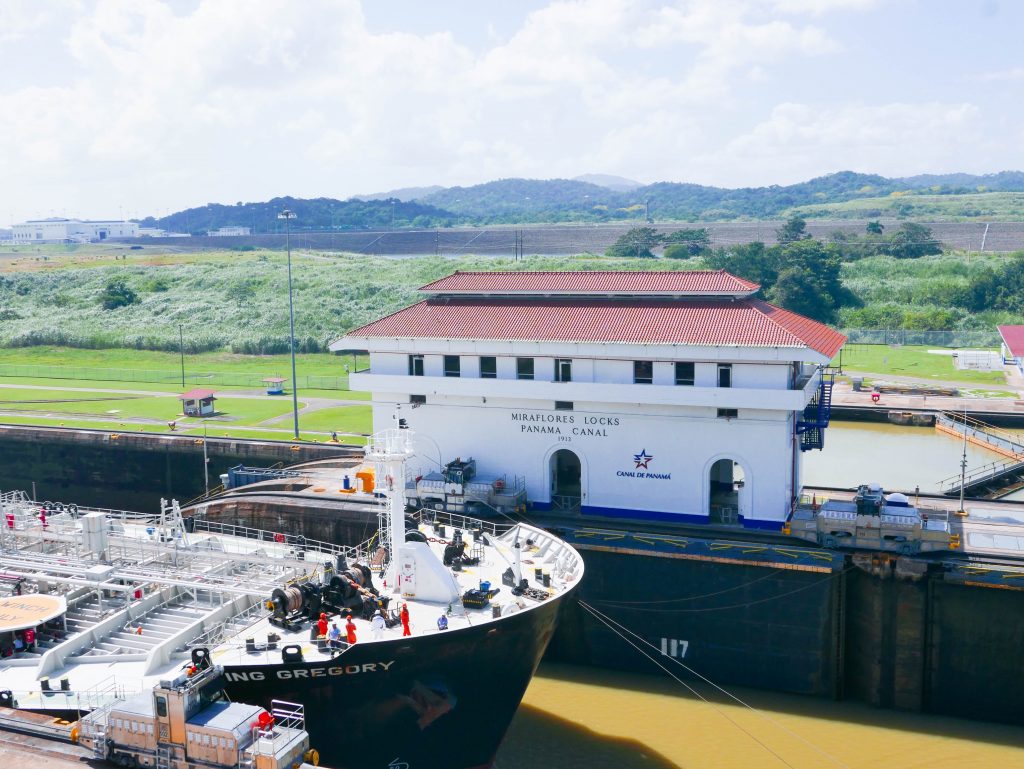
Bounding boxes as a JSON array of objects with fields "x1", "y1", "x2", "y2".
[
  {"x1": 179, "y1": 324, "x2": 185, "y2": 387},
  {"x1": 278, "y1": 209, "x2": 300, "y2": 441}
]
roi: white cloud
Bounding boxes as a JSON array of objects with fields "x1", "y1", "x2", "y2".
[
  {"x1": 972, "y1": 67, "x2": 1024, "y2": 82},
  {"x1": 700, "y1": 101, "x2": 985, "y2": 184},
  {"x1": 772, "y1": 0, "x2": 886, "y2": 15},
  {"x1": 0, "y1": 0, "x2": 1018, "y2": 221}
]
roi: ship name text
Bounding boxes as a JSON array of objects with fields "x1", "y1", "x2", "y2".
[{"x1": 224, "y1": 661, "x2": 395, "y2": 682}]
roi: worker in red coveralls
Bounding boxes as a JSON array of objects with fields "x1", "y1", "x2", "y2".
[
  {"x1": 317, "y1": 612, "x2": 329, "y2": 639},
  {"x1": 400, "y1": 603, "x2": 411, "y2": 637},
  {"x1": 345, "y1": 614, "x2": 357, "y2": 644}
]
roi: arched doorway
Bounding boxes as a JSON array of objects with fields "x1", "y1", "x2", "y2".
[
  {"x1": 708, "y1": 458, "x2": 746, "y2": 525},
  {"x1": 550, "y1": 449, "x2": 582, "y2": 512}
]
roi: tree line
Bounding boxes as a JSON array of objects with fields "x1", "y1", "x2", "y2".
[{"x1": 603, "y1": 218, "x2": 1024, "y2": 326}]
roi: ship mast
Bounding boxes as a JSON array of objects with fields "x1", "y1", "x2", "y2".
[{"x1": 365, "y1": 418, "x2": 413, "y2": 593}]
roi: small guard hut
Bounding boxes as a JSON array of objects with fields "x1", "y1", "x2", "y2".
[
  {"x1": 263, "y1": 377, "x2": 286, "y2": 396},
  {"x1": 179, "y1": 388, "x2": 217, "y2": 417}
]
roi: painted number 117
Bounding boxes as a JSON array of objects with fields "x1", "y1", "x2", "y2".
[{"x1": 660, "y1": 638, "x2": 689, "y2": 658}]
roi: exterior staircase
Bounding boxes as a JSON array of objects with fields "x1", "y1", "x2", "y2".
[{"x1": 796, "y1": 370, "x2": 835, "y2": 451}]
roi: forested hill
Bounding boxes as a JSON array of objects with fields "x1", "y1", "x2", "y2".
[
  {"x1": 138, "y1": 196, "x2": 458, "y2": 234},
  {"x1": 142, "y1": 171, "x2": 1024, "y2": 232}
]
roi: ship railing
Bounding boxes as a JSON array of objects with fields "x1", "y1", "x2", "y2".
[
  {"x1": 410, "y1": 508, "x2": 512, "y2": 538},
  {"x1": 6, "y1": 675, "x2": 133, "y2": 716},
  {"x1": 190, "y1": 518, "x2": 365, "y2": 560},
  {"x1": 187, "y1": 600, "x2": 266, "y2": 648}
]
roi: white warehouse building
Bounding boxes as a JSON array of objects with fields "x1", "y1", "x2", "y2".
[
  {"x1": 333, "y1": 271, "x2": 845, "y2": 530},
  {"x1": 11, "y1": 217, "x2": 138, "y2": 243}
]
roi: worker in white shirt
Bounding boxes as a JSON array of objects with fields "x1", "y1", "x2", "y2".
[{"x1": 371, "y1": 610, "x2": 386, "y2": 640}]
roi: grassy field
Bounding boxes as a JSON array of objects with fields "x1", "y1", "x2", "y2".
[
  {"x1": 0, "y1": 386, "x2": 305, "y2": 423},
  {"x1": 0, "y1": 248, "x2": 675, "y2": 353},
  {"x1": 295, "y1": 405, "x2": 373, "y2": 434},
  {"x1": 789, "y1": 191, "x2": 1024, "y2": 221},
  {"x1": 834, "y1": 344, "x2": 1008, "y2": 384},
  {"x1": 0, "y1": 346, "x2": 364, "y2": 376}
]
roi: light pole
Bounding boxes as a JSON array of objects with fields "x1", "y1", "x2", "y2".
[{"x1": 278, "y1": 209, "x2": 300, "y2": 441}]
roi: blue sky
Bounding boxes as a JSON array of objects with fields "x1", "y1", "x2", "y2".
[{"x1": 1, "y1": 0, "x2": 1022, "y2": 222}]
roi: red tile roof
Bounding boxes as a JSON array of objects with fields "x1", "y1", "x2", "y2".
[
  {"x1": 998, "y1": 325, "x2": 1024, "y2": 358},
  {"x1": 419, "y1": 270, "x2": 760, "y2": 296},
  {"x1": 343, "y1": 298, "x2": 846, "y2": 357},
  {"x1": 179, "y1": 389, "x2": 217, "y2": 400}
]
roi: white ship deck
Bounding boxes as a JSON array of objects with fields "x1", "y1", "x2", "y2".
[{"x1": 0, "y1": 490, "x2": 582, "y2": 711}]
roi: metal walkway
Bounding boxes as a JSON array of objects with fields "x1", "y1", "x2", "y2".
[{"x1": 936, "y1": 413, "x2": 1024, "y2": 498}]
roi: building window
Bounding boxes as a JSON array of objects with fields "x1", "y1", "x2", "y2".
[
  {"x1": 408, "y1": 355, "x2": 424, "y2": 377},
  {"x1": 517, "y1": 357, "x2": 534, "y2": 380},
  {"x1": 554, "y1": 401, "x2": 573, "y2": 411},
  {"x1": 717, "y1": 364, "x2": 732, "y2": 388},
  {"x1": 634, "y1": 360, "x2": 653, "y2": 384},
  {"x1": 410, "y1": 394, "x2": 426, "y2": 405},
  {"x1": 555, "y1": 359, "x2": 572, "y2": 382},
  {"x1": 717, "y1": 408, "x2": 738, "y2": 419},
  {"x1": 480, "y1": 356, "x2": 497, "y2": 378},
  {"x1": 443, "y1": 355, "x2": 461, "y2": 377},
  {"x1": 675, "y1": 362, "x2": 695, "y2": 386}
]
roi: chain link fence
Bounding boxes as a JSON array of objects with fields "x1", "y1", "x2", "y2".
[
  {"x1": 840, "y1": 329, "x2": 1003, "y2": 348},
  {"x1": 0, "y1": 363, "x2": 349, "y2": 390}
]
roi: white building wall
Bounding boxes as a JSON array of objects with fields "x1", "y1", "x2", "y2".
[
  {"x1": 376, "y1": 392, "x2": 796, "y2": 525},
  {"x1": 352, "y1": 338, "x2": 828, "y2": 529},
  {"x1": 11, "y1": 219, "x2": 137, "y2": 243}
]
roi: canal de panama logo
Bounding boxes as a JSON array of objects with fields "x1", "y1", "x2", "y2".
[
  {"x1": 617, "y1": 448, "x2": 670, "y2": 480},
  {"x1": 633, "y1": 448, "x2": 653, "y2": 469}
]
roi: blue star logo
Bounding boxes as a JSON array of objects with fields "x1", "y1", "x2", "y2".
[{"x1": 633, "y1": 448, "x2": 653, "y2": 469}]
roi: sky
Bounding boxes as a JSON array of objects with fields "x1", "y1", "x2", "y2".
[{"x1": 1, "y1": 0, "x2": 1023, "y2": 222}]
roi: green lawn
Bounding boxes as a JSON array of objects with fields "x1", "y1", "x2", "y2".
[
  {"x1": 0, "y1": 386, "x2": 307, "y2": 424},
  {"x1": 295, "y1": 405, "x2": 373, "y2": 434},
  {"x1": 834, "y1": 344, "x2": 1008, "y2": 384},
  {"x1": 0, "y1": 346, "x2": 360, "y2": 374},
  {"x1": 0, "y1": 375, "x2": 371, "y2": 400}
]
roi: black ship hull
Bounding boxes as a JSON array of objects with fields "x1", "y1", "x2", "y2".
[{"x1": 220, "y1": 593, "x2": 565, "y2": 769}]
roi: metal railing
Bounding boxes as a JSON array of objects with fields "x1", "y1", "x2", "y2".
[
  {"x1": 190, "y1": 518, "x2": 363, "y2": 559},
  {"x1": 840, "y1": 329, "x2": 1003, "y2": 347},
  {"x1": 938, "y1": 459, "x2": 1024, "y2": 493},
  {"x1": 411, "y1": 508, "x2": 513, "y2": 538},
  {"x1": 710, "y1": 505, "x2": 739, "y2": 525},
  {"x1": 552, "y1": 495, "x2": 582, "y2": 512}
]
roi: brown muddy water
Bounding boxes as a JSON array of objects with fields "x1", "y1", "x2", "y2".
[
  {"x1": 803, "y1": 421, "x2": 1024, "y2": 501},
  {"x1": 498, "y1": 663, "x2": 1024, "y2": 769}
]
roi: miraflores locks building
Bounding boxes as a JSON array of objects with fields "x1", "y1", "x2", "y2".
[{"x1": 333, "y1": 271, "x2": 846, "y2": 530}]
